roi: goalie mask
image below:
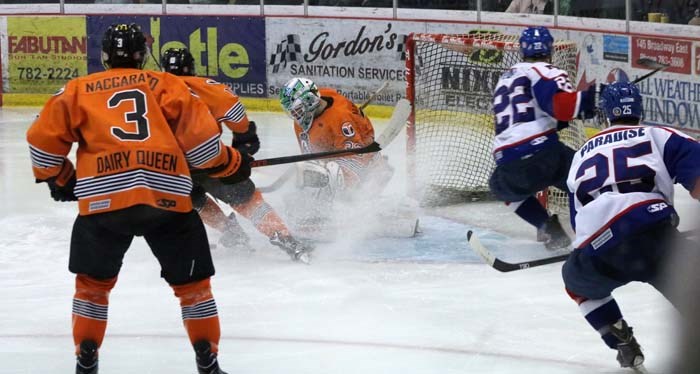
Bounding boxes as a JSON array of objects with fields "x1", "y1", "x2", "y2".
[
  {"x1": 519, "y1": 26, "x2": 553, "y2": 60},
  {"x1": 280, "y1": 77, "x2": 321, "y2": 132},
  {"x1": 102, "y1": 23, "x2": 148, "y2": 69},
  {"x1": 161, "y1": 48, "x2": 195, "y2": 76},
  {"x1": 599, "y1": 81, "x2": 643, "y2": 127}
]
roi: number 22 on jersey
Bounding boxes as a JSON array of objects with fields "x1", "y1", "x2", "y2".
[{"x1": 493, "y1": 76, "x2": 535, "y2": 135}]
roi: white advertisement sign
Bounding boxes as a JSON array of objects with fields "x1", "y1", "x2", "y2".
[{"x1": 266, "y1": 18, "x2": 425, "y2": 106}]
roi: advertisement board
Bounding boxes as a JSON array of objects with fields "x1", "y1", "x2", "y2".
[
  {"x1": 266, "y1": 18, "x2": 419, "y2": 106},
  {"x1": 631, "y1": 36, "x2": 691, "y2": 75},
  {"x1": 565, "y1": 31, "x2": 700, "y2": 133},
  {"x1": 86, "y1": 15, "x2": 266, "y2": 97},
  {"x1": 6, "y1": 16, "x2": 88, "y2": 94}
]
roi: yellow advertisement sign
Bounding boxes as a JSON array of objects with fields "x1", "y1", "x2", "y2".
[{"x1": 7, "y1": 16, "x2": 88, "y2": 94}]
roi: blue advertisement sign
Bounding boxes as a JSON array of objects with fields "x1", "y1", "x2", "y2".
[
  {"x1": 86, "y1": 15, "x2": 266, "y2": 97},
  {"x1": 603, "y1": 34, "x2": 629, "y2": 63}
]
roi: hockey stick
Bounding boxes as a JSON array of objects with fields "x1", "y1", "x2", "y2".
[
  {"x1": 468, "y1": 228, "x2": 699, "y2": 273},
  {"x1": 257, "y1": 83, "x2": 392, "y2": 192},
  {"x1": 467, "y1": 230, "x2": 569, "y2": 272},
  {"x1": 251, "y1": 98, "x2": 411, "y2": 168},
  {"x1": 632, "y1": 58, "x2": 670, "y2": 84},
  {"x1": 358, "y1": 81, "x2": 389, "y2": 110},
  {"x1": 258, "y1": 166, "x2": 296, "y2": 193}
]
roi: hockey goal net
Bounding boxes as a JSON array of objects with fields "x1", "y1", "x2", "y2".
[{"x1": 405, "y1": 31, "x2": 587, "y2": 216}]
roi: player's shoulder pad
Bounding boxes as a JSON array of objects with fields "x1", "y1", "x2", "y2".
[
  {"x1": 204, "y1": 78, "x2": 223, "y2": 85},
  {"x1": 53, "y1": 76, "x2": 80, "y2": 97},
  {"x1": 650, "y1": 125, "x2": 697, "y2": 141},
  {"x1": 318, "y1": 87, "x2": 340, "y2": 97},
  {"x1": 528, "y1": 61, "x2": 569, "y2": 80}
]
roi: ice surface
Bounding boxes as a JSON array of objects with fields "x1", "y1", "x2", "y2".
[{"x1": 0, "y1": 108, "x2": 687, "y2": 373}]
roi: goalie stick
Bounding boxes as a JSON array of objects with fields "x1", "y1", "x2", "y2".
[
  {"x1": 468, "y1": 229, "x2": 699, "y2": 273},
  {"x1": 250, "y1": 98, "x2": 411, "y2": 168},
  {"x1": 358, "y1": 81, "x2": 389, "y2": 110},
  {"x1": 257, "y1": 82, "x2": 392, "y2": 192}
]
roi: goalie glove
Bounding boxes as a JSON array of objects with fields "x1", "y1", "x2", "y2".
[
  {"x1": 298, "y1": 161, "x2": 346, "y2": 195},
  {"x1": 231, "y1": 121, "x2": 260, "y2": 156}
]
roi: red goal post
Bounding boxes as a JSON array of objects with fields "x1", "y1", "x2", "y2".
[{"x1": 404, "y1": 31, "x2": 587, "y2": 216}]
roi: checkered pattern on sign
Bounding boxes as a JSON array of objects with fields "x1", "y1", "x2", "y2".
[
  {"x1": 396, "y1": 34, "x2": 408, "y2": 61},
  {"x1": 269, "y1": 34, "x2": 301, "y2": 73}
]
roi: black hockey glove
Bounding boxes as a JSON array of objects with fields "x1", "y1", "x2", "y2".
[
  {"x1": 218, "y1": 148, "x2": 252, "y2": 185},
  {"x1": 232, "y1": 121, "x2": 260, "y2": 156},
  {"x1": 46, "y1": 174, "x2": 77, "y2": 202},
  {"x1": 577, "y1": 84, "x2": 598, "y2": 120},
  {"x1": 41, "y1": 160, "x2": 77, "y2": 202}
]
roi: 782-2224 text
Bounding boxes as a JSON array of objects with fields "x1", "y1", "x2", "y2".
[{"x1": 17, "y1": 67, "x2": 79, "y2": 80}]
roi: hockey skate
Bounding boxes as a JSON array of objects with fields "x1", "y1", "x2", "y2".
[
  {"x1": 218, "y1": 213, "x2": 253, "y2": 252},
  {"x1": 269, "y1": 231, "x2": 313, "y2": 264},
  {"x1": 75, "y1": 340, "x2": 98, "y2": 374},
  {"x1": 194, "y1": 340, "x2": 228, "y2": 374},
  {"x1": 609, "y1": 319, "x2": 645, "y2": 369},
  {"x1": 537, "y1": 214, "x2": 571, "y2": 250}
]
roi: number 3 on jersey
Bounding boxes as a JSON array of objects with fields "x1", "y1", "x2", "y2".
[
  {"x1": 109, "y1": 89, "x2": 150, "y2": 142},
  {"x1": 493, "y1": 76, "x2": 535, "y2": 135}
]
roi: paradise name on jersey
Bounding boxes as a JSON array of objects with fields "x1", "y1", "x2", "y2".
[
  {"x1": 580, "y1": 128, "x2": 646, "y2": 157},
  {"x1": 97, "y1": 150, "x2": 178, "y2": 174}
]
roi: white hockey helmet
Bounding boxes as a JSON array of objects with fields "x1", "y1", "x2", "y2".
[{"x1": 280, "y1": 77, "x2": 321, "y2": 131}]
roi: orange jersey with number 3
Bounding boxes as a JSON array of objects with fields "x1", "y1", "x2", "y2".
[
  {"x1": 27, "y1": 68, "x2": 242, "y2": 215},
  {"x1": 178, "y1": 76, "x2": 250, "y2": 134}
]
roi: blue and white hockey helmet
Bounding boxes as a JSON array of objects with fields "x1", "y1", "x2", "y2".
[
  {"x1": 519, "y1": 26, "x2": 554, "y2": 59},
  {"x1": 600, "y1": 81, "x2": 643, "y2": 124}
]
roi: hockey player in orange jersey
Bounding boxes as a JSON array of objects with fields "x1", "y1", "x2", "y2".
[
  {"x1": 26, "y1": 24, "x2": 242, "y2": 374},
  {"x1": 279, "y1": 78, "x2": 396, "y2": 238},
  {"x1": 160, "y1": 48, "x2": 311, "y2": 263}
]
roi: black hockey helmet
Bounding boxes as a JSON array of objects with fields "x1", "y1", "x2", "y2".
[
  {"x1": 161, "y1": 48, "x2": 196, "y2": 76},
  {"x1": 101, "y1": 23, "x2": 148, "y2": 69}
]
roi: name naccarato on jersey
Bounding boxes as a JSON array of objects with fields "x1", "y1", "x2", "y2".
[
  {"x1": 580, "y1": 128, "x2": 646, "y2": 157},
  {"x1": 85, "y1": 72, "x2": 160, "y2": 93}
]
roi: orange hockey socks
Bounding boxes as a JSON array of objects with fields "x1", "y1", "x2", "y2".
[
  {"x1": 233, "y1": 190, "x2": 289, "y2": 238},
  {"x1": 171, "y1": 278, "x2": 221, "y2": 352},
  {"x1": 199, "y1": 195, "x2": 231, "y2": 232},
  {"x1": 72, "y1": 274, "x2": 117, "y2": 354}
]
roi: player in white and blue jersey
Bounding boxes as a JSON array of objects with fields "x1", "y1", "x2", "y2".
[
  {"x1": 489, "y1": 26, "x2": 597, "y2": 250},
  {"x1": 563, "y1": 81, "x2": 700, "y2": 369}
]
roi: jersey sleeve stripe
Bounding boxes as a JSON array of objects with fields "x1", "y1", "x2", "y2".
[
  {"x1": 29, "y1": 145, "x2": 65, "y2": 168},
  {"x1": 185, "y1": 134, "x2": 222, "y2": 167},
  {"x1": 74, "y1": 169, "x2": 193, "y2": 198},
  {"x1": 218, "y1": 102, "x2": 245, "y2": 123}
]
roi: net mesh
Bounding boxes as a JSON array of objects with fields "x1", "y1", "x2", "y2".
[{"x1": 406, "y1": 32, "x2": 586, "y2": 215}]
